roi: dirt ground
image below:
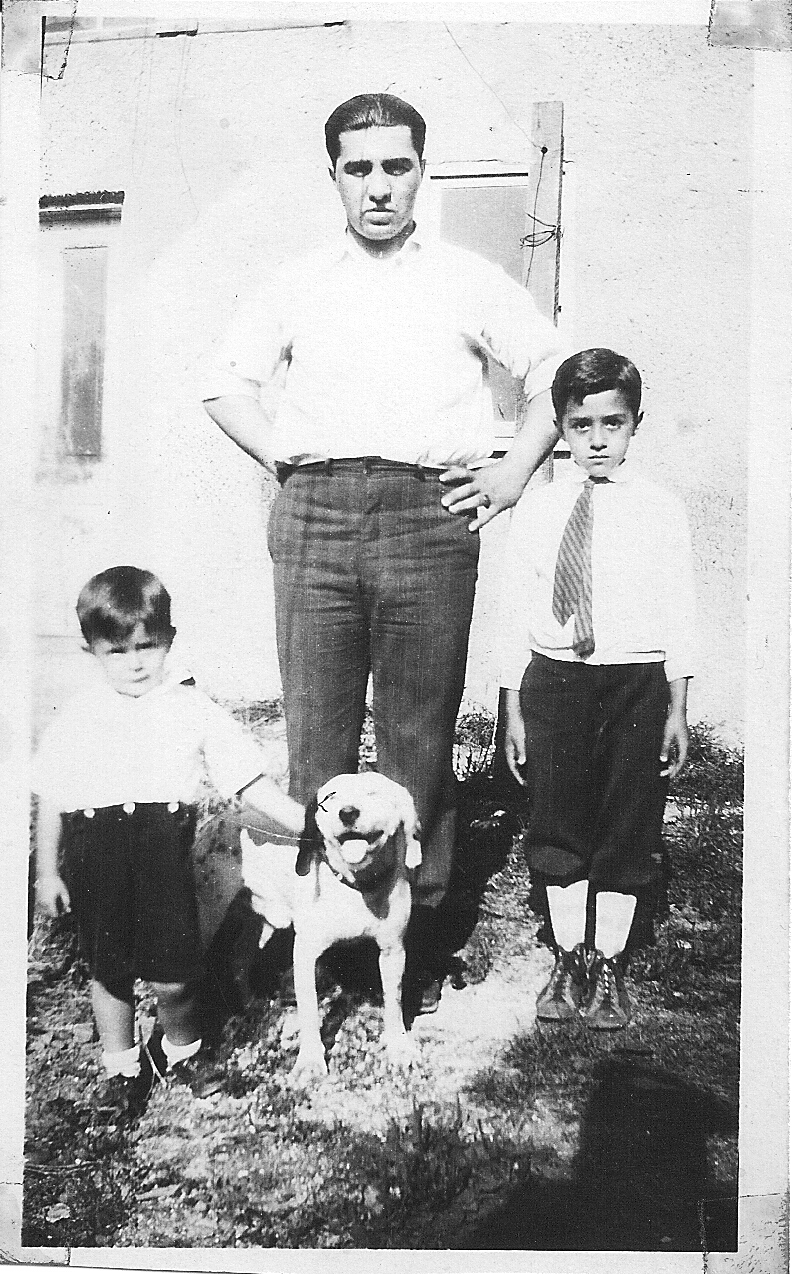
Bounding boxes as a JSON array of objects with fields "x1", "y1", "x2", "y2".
[{"x1": 24, "y1": 712, "x2": 741, "y2": 1253}]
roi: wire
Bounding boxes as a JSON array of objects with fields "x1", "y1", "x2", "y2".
[
  {"x1": 442, "y1": 23, "x2": 543, "y2": 153},
  {"x1": 521, "y1": 148, "x2": 559, "y2": 286}
]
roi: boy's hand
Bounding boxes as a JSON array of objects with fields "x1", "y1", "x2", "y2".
[
  {"x1": 503, "y1": 690, "x2": 527, "y2": 786},
  {"x1": 660, "y1": 712, "x2": 689, "y2": 780},
  {"x1": 36, "y1": 874, "x2": 71, "y2": 918}
]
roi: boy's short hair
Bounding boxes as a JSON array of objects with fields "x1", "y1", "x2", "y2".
[
  {"x1": 552, "y1": 348, "x2": 642, "y2": 422},
  {"x1": 77, "y1": 566, "x2": 175, "y2": 647},
  {"x1": 324, "y1": 93, "x2": 426, "y2": 166}
]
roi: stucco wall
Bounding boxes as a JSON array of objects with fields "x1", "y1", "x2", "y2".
[{"x1": 37, "y1": 19, "x2": 752, "y2": 740}]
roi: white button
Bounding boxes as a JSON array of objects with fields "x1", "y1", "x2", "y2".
[
  {"x1": 83, "y1": 808, "x2": 95, "y2": 819},
  {"x1": 123, "y1": 802, "x2": 136, "y2": 815},
  {"x1": 167, "y1": 802, "x2": 179, "y2": 814}
]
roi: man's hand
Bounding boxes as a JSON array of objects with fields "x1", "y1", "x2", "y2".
[
  {"x1": 36, "y1": 873, "x2": 71, "y2": 919},
  {"x1": 439, "y1": 388, "x2": 559, "y2": 531},
  {"x1": 439, "y1": 460, "x2": 528, "y2": 532}
]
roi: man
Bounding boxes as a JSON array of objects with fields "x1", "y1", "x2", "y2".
[{"x1": 201, "y1": 93, "x2": 565, "y2": 1013}]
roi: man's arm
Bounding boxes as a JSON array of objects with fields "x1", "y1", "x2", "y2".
[
  {"x1": 203, "y1": 395, "x2": 277, "y2": 474},
  {"x1": 439, "y1": 388, "x2": 559, "y2": 531}
]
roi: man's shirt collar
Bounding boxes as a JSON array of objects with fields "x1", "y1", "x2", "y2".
[{"x1": 335, "y1": 221, "x2": 426, "y2": 265}]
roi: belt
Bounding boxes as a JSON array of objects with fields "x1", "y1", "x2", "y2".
[{"x1": 276, "y1": 457, "x2": 445, "y2": 485}]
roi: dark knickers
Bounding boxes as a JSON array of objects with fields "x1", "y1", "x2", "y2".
[
  {"x1": 519, "y1": 654, "x2": 670, "y2": 893},
  {"x1": 64, "y1": 802, "x2": 204, "y2": 989}
]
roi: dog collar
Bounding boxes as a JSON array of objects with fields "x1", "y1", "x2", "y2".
[
  {"x1": 321, "y1": 847, "x2": 363, "y2": 890},
  {"x1": 320, "y1": 842, "x2": 397, "y2": 892}
]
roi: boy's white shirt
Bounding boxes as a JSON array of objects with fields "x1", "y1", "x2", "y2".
[
  {"x1": 32, "y1": 662, "x2": 267, "y2": 812},
  {"x1": 499, "y1": 454, "x2": 699, "y2": 689}
]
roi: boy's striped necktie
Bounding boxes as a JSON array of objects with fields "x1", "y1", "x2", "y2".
[{"x1": 552, "y1": 477, "x2": 608, "y2": 658}]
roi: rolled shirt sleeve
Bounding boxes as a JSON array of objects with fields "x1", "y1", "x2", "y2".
[{"x1": 198, "y1": 277, "x2": 289, "y2": 404}]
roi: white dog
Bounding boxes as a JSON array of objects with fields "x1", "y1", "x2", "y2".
[{"x1": 240, "y1": 772, "x2": 422, "y2": 1081}]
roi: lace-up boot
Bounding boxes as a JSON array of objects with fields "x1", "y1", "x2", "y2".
[
  {"x1": 581, "y1": 950, "x2": 631, "y2": 1029},
  {"x1": 536, "y1": 943, "x2": 589, "y2": 1022}
]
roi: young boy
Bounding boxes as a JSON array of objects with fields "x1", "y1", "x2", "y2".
[
  {"x1": 500, "y1": 349, "x2": 698, "y2": 1029},
  {"x1": 33, "y1": 566, "x2": 305, "y2": 1114}
]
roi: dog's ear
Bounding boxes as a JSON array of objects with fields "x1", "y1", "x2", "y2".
[
  {"x1": 399, "y1": 791, "x2": 422, "y2": 870},
  {"x1": 296, "y1": 793, "x2": 320, "y2": 876}
]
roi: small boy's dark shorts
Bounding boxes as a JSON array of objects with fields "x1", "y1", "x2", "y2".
[
  {"x1": 63, "y1": 802, "x2": 204, "y2": 989},
  {"x1": 519, "y1": 654, "x2": 670, "y2": 894}
]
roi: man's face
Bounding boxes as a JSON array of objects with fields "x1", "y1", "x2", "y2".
[{"x1": 331, "y1": 125, "x2": 424, "y2": 246}]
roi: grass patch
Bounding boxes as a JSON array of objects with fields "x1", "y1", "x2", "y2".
[{"x1": 25, "y1": 711, "x2": 741, "y2": 1251}]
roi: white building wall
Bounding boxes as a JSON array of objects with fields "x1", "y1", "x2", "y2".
[{"x1": 37, "y1": 19, "x2": 752, "y2": 740}]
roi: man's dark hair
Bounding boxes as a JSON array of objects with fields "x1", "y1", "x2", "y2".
[
  {"x1": 77, "y1": 565, "x2": 175, "y2": 647},
  {"x1": 552, "y1": 348, "x2": 643, "y2": 422},
  {"x1": 325, "y1": 93, "x2": 426, "y2": 166}
]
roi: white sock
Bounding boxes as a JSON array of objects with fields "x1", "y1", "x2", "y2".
[
  {"x1": 594, "y1": 891, "x2": 637, "y2": 959},
  {"x1": 546, "y1": 880, "x2": 589, "y2": 952},
  {"x1": 161, "y1": 1035, "x2": 202, "y2": 1068},
  {"x1": 103, "y1": 1044, "x2": 140, "y2": 1078}
]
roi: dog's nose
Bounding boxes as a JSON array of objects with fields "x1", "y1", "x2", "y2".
[{"x1": 338, "y1": 805, "x2": 360, "y2": 827}]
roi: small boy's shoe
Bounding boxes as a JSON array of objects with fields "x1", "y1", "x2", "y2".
[
  {"x1": 94, "y1": 1054, "x2": 154, "y2": 1126},
  {"x1": 536, "y1": 944, "x2": 589, "y2": 1021},
  {"x1": 581, "y1": 951, "x2": 631, "y2": 1030},
  {"x1": 167, "y1": 1051, "x2": 226, "y2": 1098}
]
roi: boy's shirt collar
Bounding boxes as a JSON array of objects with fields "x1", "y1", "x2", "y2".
[
  {"x1": 97, "y1": 657, "x2": 194, "y2": 704},
  {"x1": 566, "y1": 455, "x2": 635, "y2": 485}
]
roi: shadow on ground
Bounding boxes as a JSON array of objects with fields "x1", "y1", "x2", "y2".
[{"x1": 468, "y1": 1053, "x2": 738, "y2": 1252}]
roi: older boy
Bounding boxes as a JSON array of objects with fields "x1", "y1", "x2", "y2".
[
  {"x1": 501, "y1": 349, "x2": 698, "y2": 1028},
  {"x1": 34, "y1": 566, "x2": 305, "y2": 1116}
]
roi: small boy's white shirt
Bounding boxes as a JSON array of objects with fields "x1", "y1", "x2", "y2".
[
  {"x1": 499, "y1": 455, "x2": 699, "y2": 689},
  {"x1": 32, "y1": 665, "x2": 267, "y2": 811}
]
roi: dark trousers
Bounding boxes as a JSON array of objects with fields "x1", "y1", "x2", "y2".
[
  {"x1": 267, "y1": 461, "x2": 480, "y2": 908},
  {"x1": 519, "y1": 655, "x2": 670, "y2": 894}
]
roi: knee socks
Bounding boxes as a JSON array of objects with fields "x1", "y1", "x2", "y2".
[{"x1": 546, "y1": 882, "x2": 637, "y2": 958}]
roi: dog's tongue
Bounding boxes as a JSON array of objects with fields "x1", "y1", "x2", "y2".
[{"x1": 340, "y1": 838, "x2": 369, "y2": 864}]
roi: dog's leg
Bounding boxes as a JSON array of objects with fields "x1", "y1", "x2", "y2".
[
  {"x1": 290, "y1": 930, "x2": 328, "y2": 1082},
  {"x1": 378, "y1": 942, "x2": 419, "y2": 1067}
]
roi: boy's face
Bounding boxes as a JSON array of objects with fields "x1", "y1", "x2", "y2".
[
  {"x1": 90, "y1": 621, "x2": 171, "y2": 698},
  {"x1": 559, "y1": 389, "x2": 641, "y2": 478}
]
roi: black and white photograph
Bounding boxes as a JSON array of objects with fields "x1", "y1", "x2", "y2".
[{"x1": 0, "y1": 0, "x2": 788, "y2": 1268}]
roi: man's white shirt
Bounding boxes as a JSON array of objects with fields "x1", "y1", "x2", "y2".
[
  {"x1": 199, "y1": 227, "x2": 566, "y2": 467},
  {"x1": 500, "y1": 456, "x2": 699, "y2": 689}
]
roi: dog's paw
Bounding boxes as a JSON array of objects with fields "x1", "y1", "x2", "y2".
[
  {"x1": 289, "y1": 1047, "x2": 329, "y2": 1086},
  {"x1": 382, "y1": 1029, "x2": 420, "y2": 1069}
]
